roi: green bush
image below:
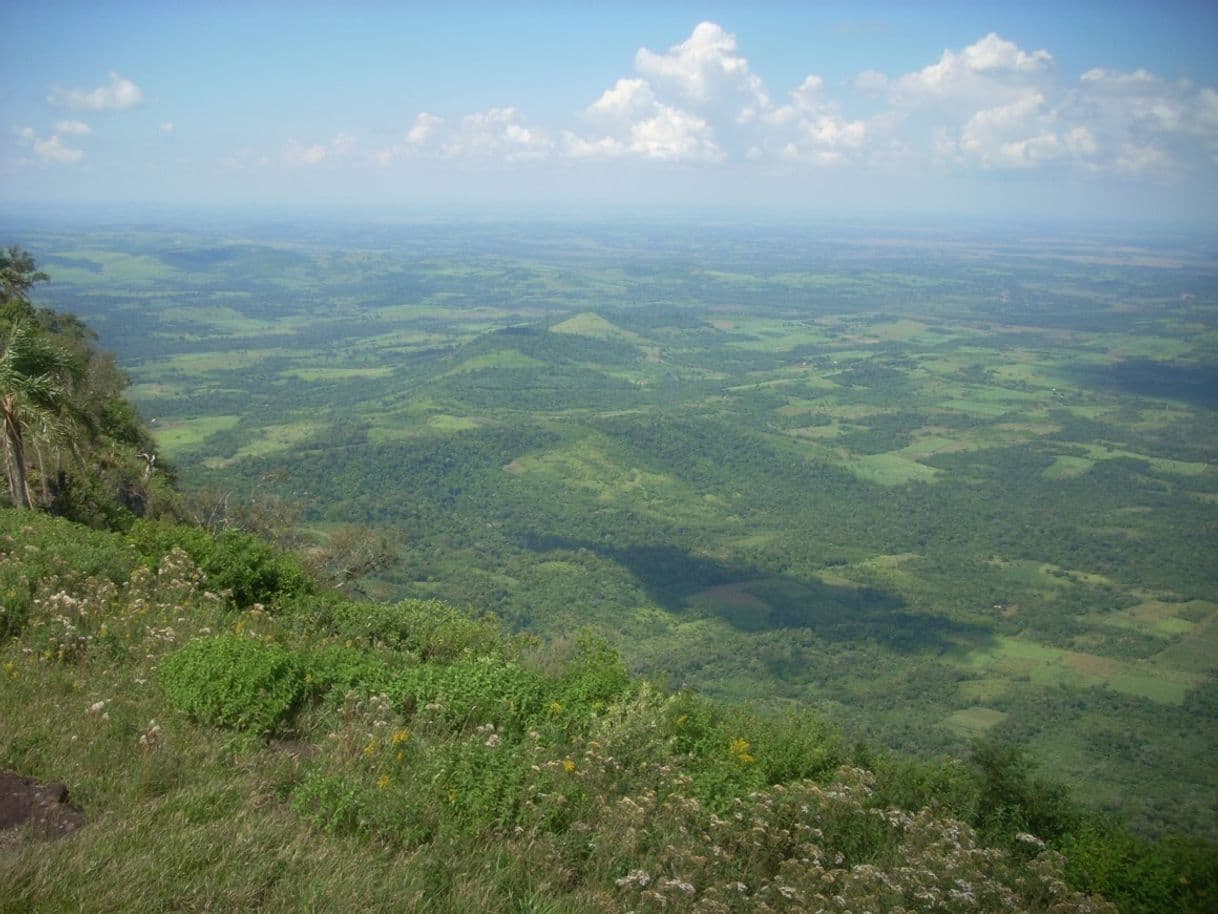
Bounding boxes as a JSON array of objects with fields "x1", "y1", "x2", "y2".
[
  {"x1": 305, "y1": 643, "x2": 395, "y2": 696},
  {"x1": 160, "y1": 634, "x2": 307, "y2": 734},
  {"x1": 1060, "y1": 824, "x2": 1218, "y2": 914},
  {"x1": 329, "y1": 598, "x2": 502, "y2": 660},
  {"x1": 388, "y1": 656, "x2": 549, "y2": 732},
  {"x1": 129, "y1": 520, "x2": 313, "y2": 607},
  {"x1": 0, "y1": 508, "x2": 139, "y2": 637},
  {"x1": 549, "y1": 637, "x2": 633, "y2": 720}
]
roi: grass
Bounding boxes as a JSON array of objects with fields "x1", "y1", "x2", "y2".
[
  {"x1": 549, "y1": 311, "x2": 640, "y2": 342},
  {"x1": 445, "y1": 350, "x2": 546, "y2": 375},
  {"x1": 152, "y1": 415, "x2": 242, "y2": 456},
  {"x1": 283, "y1": 366, "x2": 396, "y2": 381},
  {"x1": 963, "y1": 637, "x2": 1202, "y2": 705},
  {"x1": 427, "y1": 414, "x2": 485, "y2": 431},
  {"x1": 944, "y1": 706, "x2": 1008, "y2": 735},
  {"x1": 849, "y1": 453, "x2": 940, "y2": 485}
]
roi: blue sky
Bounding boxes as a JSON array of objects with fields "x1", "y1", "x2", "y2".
[{"x1": 3, "y1": 1, "x2": 1217, "y2": 222}]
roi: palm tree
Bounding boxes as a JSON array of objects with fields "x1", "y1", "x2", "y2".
[{"x1": 0, "y1": 323, "x2": 79, "y2": 509}]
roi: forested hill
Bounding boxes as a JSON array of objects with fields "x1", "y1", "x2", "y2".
[{"x1": 1, "y1": 249, "x2": 1216, "y2": 912}]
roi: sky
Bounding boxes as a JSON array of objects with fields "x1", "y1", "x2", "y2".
[{"x1": 2, "y1": 1, "x2": 1218, "y2": 223}]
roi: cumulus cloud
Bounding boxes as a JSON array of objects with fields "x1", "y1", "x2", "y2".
[
  {"x1": 279, "y1": 133, "x2": 358, "y2": 167},
  {"x1": 1053, "y1": 66, "x2": 1218, "y2": 174},
  {"x1": 15, "y1": 126, "x2": 85, "y2": 164},
  {"x1": 635, "y1": 21, "x2": 768, "y2": 113},
  {"x1": 48, "y1": 72, "x2": 143, "y2": 111},
  {"x1": 759, "y1": 75, "x2": 868, "y2": 164},
  {"x1": 54, "y1": 120, "x2": 91, "y2": 136},
  {"x1": 330, "y1": 132, "x2": 357, "y2": 156},
  {"x1": 219, "y1": 146, "x2": 271, "y2": 170},
  {"x1": 282, "y1": 140, "x2": 327, "y2": 167},
  {"x1": 562, "y1": 133, "x2": 628, "y2": 159},
  {"x1": 583, "y1": 78, "x2": 657, "y2": 124},
  {"x1": 568, "y1": 22, "x2": 774, "y2": 162},
  {"x1": 33, "y1": 135, "x2": 85, "y2": 164},
  {"x1": 374, "y1": 108, "x2": 553, "y2": 165},
  {"x1": 895, "y1": 32, "x2": 1052, "y2": 101},
  {"x1": 628, "y1": 105, "x2": 721, "y2": 162},
  {"x1": 215, "y1": 22, "x2": 1218, "y2": 184},
  {"x1": 407, "y1": 112, "x2": 443, "y2": 145}
]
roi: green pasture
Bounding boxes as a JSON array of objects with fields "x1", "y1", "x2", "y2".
[
  {"x1": 549, "y1": 311, "x2": 642, "y2": 342},
  {"x1": 444, "y1": 349, "x2": 546, "y2": 375},
  {"x1": 963, "y1": 636, "x2": 1205, "y2": 705},
  {"x1": 847, "y1": 453, "x2": 940, "y2": 485},
  {"x1": 152, "y1": 414, "x2": 242, "y2": 457},
  {"x1": 427, "y1": 414, "x2": 485, "y2": 431},
  {"x1": 944, "y1": 706, "x2": 1008, "y2": 736},
  {"x1": 282, "y1": 366, "x2": 396, "y2": 381}
]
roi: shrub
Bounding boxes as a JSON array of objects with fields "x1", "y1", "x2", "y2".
[
  {"x1": 160, "y1": 634, "x2": 306, "y2": 734},
  {"x1": 388, "y1": 656, "x2": 549, "y2": 733},
  {"x1": 328, "y1": 598, "x2": 502, "y2": 660},
  {"x1": 304, "y1": 643, "x2": 395, "y2": 696},
  {"x1": 129, "y1": 520, "x2": 313, "y2": 607}
]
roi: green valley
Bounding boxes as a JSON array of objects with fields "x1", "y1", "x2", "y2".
[{"x1": 11, "y1": 217, "x2": 1218, "y2": 842}]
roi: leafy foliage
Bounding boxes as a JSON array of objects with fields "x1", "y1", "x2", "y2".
[
  {"x1": 160, "y1": 634, "x2": 306, "y2": 734},
  {"x1": 128, "y1": 519, "x2": 313, "y2": 608}
]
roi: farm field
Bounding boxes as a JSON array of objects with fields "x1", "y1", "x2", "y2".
[{"x1": 9, "y1": 216, "x2": 1218, "y2": 838}]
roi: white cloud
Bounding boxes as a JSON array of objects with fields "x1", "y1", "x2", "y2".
[
  {"x1": 407, "y1": 112, "x2": 443, "y2": 145},
  {"x1": 33, "y1": 135, "x2": 85, "y2": 164},
  {"x1": 375, "y1": 108, "x2": 553, "y2": 164},
  {"x1": 160, "y1": 121, "x2": 175, "y2": 134},
  {"x1": 54, "y1": 120, "x2": 91, "y2": 136},
  {"x1": 562, "y1": 132, "x2": 628, "y2": 159},
  {"x1": 449, "y1": 107, "x2": 554, "y2": 160},
  {"x1": 629, "y1": 105, "x2": 721, "y2": 162},
  {"x1": 756, "y1": 75, "x2": 868, "y2": 164},
  {"x1": 584, "y1": 78, "x2": 657, "y2": 124},
  {"x1": 219, "y1": 146, "x2": 269, "y2": 170},
  {"x1": 202, "y1": 23, "x2": 1218, "y2": 186},
  {"x1": 14, "y1": 126, "x2": 85, "y2": 164},
  {"x1": 635, "y1": 22, "x2": 768, "y2": 112},
  {"x1": 1055, "y1": 66, "x2": 1218, "y2": 174},
  {"x1": 374, "y1": 114, "x2": 444, "y2": 165},
  {"x1": 282, "y1": 141, "x2": 327, "y2": 167},
  {"x1": 48, "y1": 72, "x2": 143, "y2": 111},
  {"x1": 330, "y1": 132, "x2": 357, "y2": 156},
  {"x1": 571, "y1": 22, "x2": 776, "y2": 162},
  {"x1": 893, "y1": 33, "x2": 1052, "y2": 106}
]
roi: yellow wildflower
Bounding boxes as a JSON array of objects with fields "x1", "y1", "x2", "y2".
[
  {"x1": 392, "y1": 728, "x2": 411, "y2": 745},
  {"x1": 562, "y1": 758, "x2": 577, "y2": 773},
  {"x1": 729, "y1": 738, "x2": 755, "y2": 765},
  {"x1": 376, "y1": 774, "x2": 391, "y2": 790}
]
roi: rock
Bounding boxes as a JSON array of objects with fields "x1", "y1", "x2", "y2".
[{"x1": 0, "y1": 770, "x2": 86, "y2": 847}]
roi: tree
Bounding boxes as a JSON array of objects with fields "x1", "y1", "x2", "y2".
[
  {"x1": 0, "y1": 246, "x2": 48, "y2": 327},
  {"x1": 0, "y1": 322, "x2": 80, "y2": 509}
]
